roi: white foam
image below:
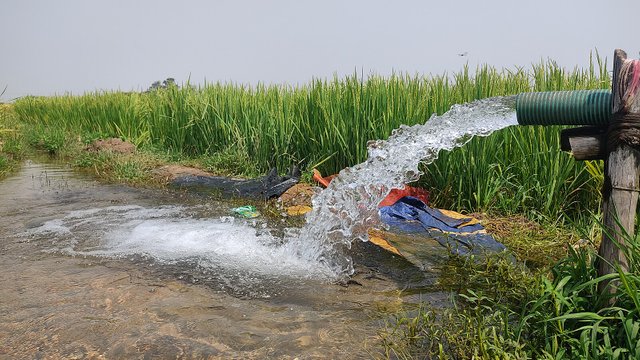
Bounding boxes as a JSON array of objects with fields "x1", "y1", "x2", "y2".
[
  {"x1": 25, "y1": 205, "x2": 334, "y2": 280},
  {"x1": 25, "y1": 219, "x2": 71, "y2": 236}
]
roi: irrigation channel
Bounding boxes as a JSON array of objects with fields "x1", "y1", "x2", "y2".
[{"x1": 0, "y1": 96, "x2": 518, "y2": 358}]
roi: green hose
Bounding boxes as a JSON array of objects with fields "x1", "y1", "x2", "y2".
[{"x1": 516, "y1": 90, "x2": 611, "y2": 126}]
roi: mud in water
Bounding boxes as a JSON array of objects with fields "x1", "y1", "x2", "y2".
[{"x1": 0, "y1": 161, "x2": 448, "y2": 359}]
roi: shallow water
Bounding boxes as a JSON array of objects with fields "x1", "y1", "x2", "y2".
[{"x1": 0, "y1": 161, "x2": 444, "y2": 359}]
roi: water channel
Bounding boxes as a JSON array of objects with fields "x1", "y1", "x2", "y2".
[{"x1": 0, "y1": 161, "x2": 443, "y2": 359}]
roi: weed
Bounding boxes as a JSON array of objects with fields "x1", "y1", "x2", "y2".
[
  {"x1": 81, "y1": 130, "x2": 112, "y2": 145},
  {"x1": 0, "y1": 104, "x2": 24, "y2": 175},
  {"x1": 380, "y1": 223, "x2": 640, "y2": 359},
  {"x1": 0, "y1": 154, "x2": 8, "y2": 173},
  {"x1": 199, "y1": 147, "x2": 259, "y2": 177},
  {"x1": 25, "y1": 126, "x2": 66, "y2": 155},
  {"x1": 113, "y1": 160, "x2": 145, "y2": 182}
]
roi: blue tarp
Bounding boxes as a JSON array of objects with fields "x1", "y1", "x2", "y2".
[{"x1": 378, "y1": 196, "x2": 506, "y2": 256}]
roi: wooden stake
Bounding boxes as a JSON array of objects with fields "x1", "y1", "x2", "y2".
[
  {"x1": 598, "y1": 49, "x2": 640, "y2": 280},
  {"x1": 560, "y1": 127, "x2": 606, "y2": 160}
]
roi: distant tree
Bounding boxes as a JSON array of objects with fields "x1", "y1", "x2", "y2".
[
  {"x1": 146, "y1": 78, "x2": 178, "y2": 92},
  {"x1": 163, "y1": 78, "x2": 176, "y2": 88}
]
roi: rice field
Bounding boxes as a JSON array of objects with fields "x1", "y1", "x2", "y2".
[
  {"x1": 10, "y1": 56, "x2": 640, "y2": 359},
  {"x1": 11, "y1": 55, "x2": 610, "y2": 223}
]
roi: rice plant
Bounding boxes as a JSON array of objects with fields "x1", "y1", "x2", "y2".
[
  {"x1": 419, "y1": 125, "x2": 602, "y2": 223},
  {"x1": 12, "y1": 54, "x2": 610, "y2": 223},
  {"x1": 0, "y1": 104, "x2": 24, "y2": 176}
]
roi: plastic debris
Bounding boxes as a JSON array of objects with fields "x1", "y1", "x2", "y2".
[
  {"x1": 378, "y1": 196, "x2": 506, "y2": 256},
  {"x1": 286, "y1": 205, "x2": 312, "y2": 216},
  {"x1": 312, "y1": 169, "x2": 337, "y2": 188},
  {"x1": 232, "y1": 205, "x2": 260, "y2": 218},
  {"x1": 312, "y1": 168, "x2": 430, "y2": 206},
  {"x1": 379, "y1": 196, "x2": 483, "y2": 233},
  {"x1": 172, "y1": 167, "x2": 300, "y2": 200},
  {"x1": 377, "y1": 187, "x2": 430, "y2": 208}
]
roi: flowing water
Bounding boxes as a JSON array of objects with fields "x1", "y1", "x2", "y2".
[
  {"x1": 0, "y1": 161, "x2": 439, "y2": 358},
  {"x1": 290, "y1": 96, "x2": 518, "y2": 275},
  {"x1": 0, "y1": 96, "x2": 518, "y2": 358}
]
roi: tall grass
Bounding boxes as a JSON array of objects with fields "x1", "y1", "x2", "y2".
[
  {"x1": 380, "y1": 222, "x2": 640, "y2": 359},
  {"x1": 0, "y1": 104, "x2": 24, "y2": 176},
  {"x1": 420, "y1": 125, "x2": 602, "y2": 222},
  {"x1": 13, "y1": 55, "x2": 610, "y2": 222}
]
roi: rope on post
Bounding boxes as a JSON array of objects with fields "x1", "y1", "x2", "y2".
[
  {"x1": 608, "y1": 59, "x2": 640, "y2": 150},
  {"x1": 607, "y1": 113, "x2": 640, "y2": 149}
]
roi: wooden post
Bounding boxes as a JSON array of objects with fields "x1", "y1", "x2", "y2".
[
  {"x1": 598, "y1": 49, "x2": 640, "y2": 280},
  {"x1": 560, "y1": 127, "x2": 606, "y2": 160}
]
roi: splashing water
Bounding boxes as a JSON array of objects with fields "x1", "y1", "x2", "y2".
[
  {"x1": 285, "y1": 96, "x2": 519, "y2": 276},
  {"x1": 17, "y1": 96, "x2": 518, "y2": 287},
  {"x1": 20, "y1": 204, "x2": 339, "y2": 297}
]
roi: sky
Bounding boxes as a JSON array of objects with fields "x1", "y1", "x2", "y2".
[{"x1": 1, "y1": 0, "x2": 639, "y2": 101}]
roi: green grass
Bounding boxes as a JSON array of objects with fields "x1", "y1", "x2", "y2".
[
  {"x1": 25, "y1": 124, "x2": 66, "y2": 155},
  {"x1": 0, "y1": 104, "x2": 25, "y2": 177},
  {"x1": 8, "y1": 54, "x2": 636, "y2": 358},
  {"x1": 73, "y1": 148, "x2": 167, "y2": 185},
  {"x1": 12, "y1": 54, "x2": 610, "y2": 225},
  {"x1": 380, "y1": 221, "x2": 640, "y2": 359}
]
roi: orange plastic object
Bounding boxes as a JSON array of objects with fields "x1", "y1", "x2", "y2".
[
  {"x1": 312, "y1": 169, "x2": 429, "y2": 207},
  {"x1": 377, "y1": 187, "x2": 430, "y2": 207},
  {"x1": 312, "y1": 169, "x2": 337, "y2": 188}
]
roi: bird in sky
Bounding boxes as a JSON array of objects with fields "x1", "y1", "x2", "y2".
[{"x1": 457, "y1": 52, "x2": 468, "y2": 57}]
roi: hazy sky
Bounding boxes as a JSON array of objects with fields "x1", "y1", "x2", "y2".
[{"x1": 1, "y1": 0, "x2": 639, "y2": 100}]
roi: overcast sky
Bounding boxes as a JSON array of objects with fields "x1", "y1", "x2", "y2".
[{"x1": 1, "y1": 0, "x2": 638, "y2": 101}]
